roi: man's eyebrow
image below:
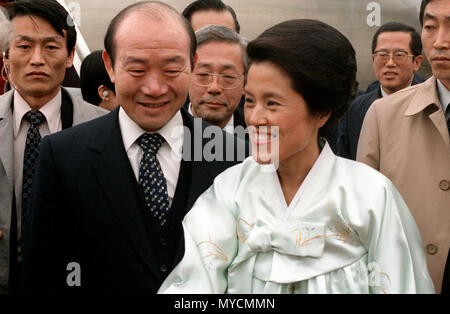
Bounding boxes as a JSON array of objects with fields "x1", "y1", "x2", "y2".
[
  {"x1": 196, "y1": 63, "x2": 238, "y2": 70},
  {"x1": 123, "y1": 56, "x2": 148, "y2": 65},
  {"x1": 123, "y1": 55, "x2": 186, "y2": 66},
  {"x1": 163, "y1": 55, "x2": 186, "y2": 64},
  {"x1": 423, "y1": 12, "x2": 437, "y2": 22},
  {"x1": 15, "y1": 35, "x2": 63, "y2": 43}
]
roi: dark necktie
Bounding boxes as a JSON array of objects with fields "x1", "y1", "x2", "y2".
[
  {"x1": 137, "y1": 133, "x2": 170, "y2": 227},
  {"x1": 21, "y1": 110, "x2": 45, "y2": 238}
]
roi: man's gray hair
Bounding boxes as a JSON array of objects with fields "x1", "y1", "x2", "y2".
[
  {"x1": 0, "y1": 7, "x2": 12, "y2": 54},
  {"x1": 195, "y1": 24, "x2": 248, "y2": 74}
]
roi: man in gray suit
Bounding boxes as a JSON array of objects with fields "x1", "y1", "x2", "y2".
[{"x1": 0, "y1": 0, "x2": 106, "y2": 294}]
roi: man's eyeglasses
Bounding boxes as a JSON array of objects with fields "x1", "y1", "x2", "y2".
[
  {"x1": 372, "y1": 50, "x2": 416, "y2": 64},
  {"x1": 192, "y1": 72, "x2": 243, "y2": 89}
]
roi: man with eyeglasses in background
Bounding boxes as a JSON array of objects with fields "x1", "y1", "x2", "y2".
[
  {"x1": 187, "y1": 24, "x2": 247, "y2": 138},
  {"x1": 336, "y1": 22, "x2": 423, "y2": 160}
]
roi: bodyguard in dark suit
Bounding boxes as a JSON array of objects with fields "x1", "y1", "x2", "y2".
[
  {"x1": 0, "y1": 0, "x2": 106, "y2": 294},
  {"x1": 336, "y1": 22, "x2": 424, "y2": 160},
  {"x1": 21, "y1": 1, "x2": 247, "y2": 293}
]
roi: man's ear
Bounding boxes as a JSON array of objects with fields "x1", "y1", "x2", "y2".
[
  {"x1": 97, "y1": 85, "x2": 111, "y2": 101},
  {"x1": 413, "y1": 55, "x2": 423, "y2": 72},
  {"x1": 102, "y1": 50, "x2": 115, "y2": 83},
  {"x1": 66, "y1": 47, "x2": 75, "y2": 69}
]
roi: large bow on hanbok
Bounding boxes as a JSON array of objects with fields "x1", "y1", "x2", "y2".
[{"x1": 227, "y1": 220, "x2": 326, "y2": 293}]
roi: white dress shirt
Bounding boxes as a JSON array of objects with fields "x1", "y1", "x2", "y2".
[
  {"x1": 188, "y1": 102, "x2": 234, "y2": 134},
  {"x1": 13, "y1": 89, "x2": 62, "y2": 242},
  {"x1": 118, "y1": 107, "x2": 183, "y2": 207}
]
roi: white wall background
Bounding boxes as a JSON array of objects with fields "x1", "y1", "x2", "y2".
[{"x1": 72, "y1": 0, "x2": 429, "y2": 89}]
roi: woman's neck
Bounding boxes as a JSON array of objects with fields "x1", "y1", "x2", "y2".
[{"x1": 277, "y1": 141, "x2": 321, "y2": 206}]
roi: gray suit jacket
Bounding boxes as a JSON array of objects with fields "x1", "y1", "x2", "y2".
[{"x1": 0, "y1": 87, "x2": 107, "y2": 293}]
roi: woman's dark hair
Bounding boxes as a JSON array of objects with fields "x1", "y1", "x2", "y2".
[
  {"x1": 8, "y1": 0, "x2": 77, "y2": 55},
  {"x1": 247, "y1": 19, "x2": 358, "y2": 136},
  {"x1": 80, "y1": 50, "x2": 115, "y2": 106}
]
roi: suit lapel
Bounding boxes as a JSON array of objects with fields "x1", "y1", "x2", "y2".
[
  {"x1": 0, "y1": 91, "x2": 15, "y2": 191},
  {"x1": 91, "y1": 108, "x2": 163, "y2": 280},
  {"x1": 60, "y1": 88, "x2": 74, "y2": 130}
]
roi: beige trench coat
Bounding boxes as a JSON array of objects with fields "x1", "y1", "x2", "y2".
[{"x1": 357, "y1": 77, "x2": 450, "y2": 293}]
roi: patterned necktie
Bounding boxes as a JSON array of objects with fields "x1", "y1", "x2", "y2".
[
  {"x1": 22, "y1": 110, "x2": 45, "y2": 237},
  {"x1": 137, "y1": 133, "x2": 170, "y2": 227}
]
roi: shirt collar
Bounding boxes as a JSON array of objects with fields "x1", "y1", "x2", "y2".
[
  {"x1": 118, "y1": 106, "x2": 184, "y2": 156},
  {"x1": 223, "y1": 114, "x2": 234, "y2": 135},
  {"x1": 436, "y1": 79, "x2": 450, "y2": 116},
  {"x1": 13, "y1": 89, "x2": 62, "y2": 138},
  {"x1": 380, "y1": 77, "x2": 413, "y2": 98}
]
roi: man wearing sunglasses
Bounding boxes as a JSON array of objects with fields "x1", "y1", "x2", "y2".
[
  {"x1": 336, "y1": 22, "x2": 423, "y2": 160},
  {"x1": 187, "y1": 24, "x2": 247, "y2": 137}
]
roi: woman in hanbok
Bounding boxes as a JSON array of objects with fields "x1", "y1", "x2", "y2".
[{"x1": 159, "y1": 19, "x2": 434, "y2": 294}]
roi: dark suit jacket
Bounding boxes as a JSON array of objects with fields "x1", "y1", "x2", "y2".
[
  {"x1": 233, "y1": 107, "x2": 246, "y2": 129},
  {"x1": 21, "y1": 107, "x2": 247, "y2": 293},
  {"x1": 336, "y1": 74, "x2": 425, "y2": 160}
]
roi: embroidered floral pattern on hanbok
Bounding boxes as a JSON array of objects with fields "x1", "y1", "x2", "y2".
[{"x1": 197, "y1": 234, "x2": 228, "y2": 271}]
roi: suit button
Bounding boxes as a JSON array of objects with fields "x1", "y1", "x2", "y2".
[
  {"x1": 0, "y1": 230, "x2": 3, "y2": 239},
  {"x1": 439, "y1": 180, "x2": 450, "y2": 191},
  {"x1": 160, "y1": 264, "x2": 167, "y2": 272},
  {"x1": 426, "y1": 244, "x2": 438, "y2": 255},
  {"x1": 160, "y1": 238, "x2": 166, "y2": 247}
]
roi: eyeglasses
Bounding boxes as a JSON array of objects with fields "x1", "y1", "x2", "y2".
[
  {"x1": 372, "y1": 50, "x2": 416, "y2": 64},
  {"x1": 192, "y1": 72, "x2": 243, "y2": 89}
]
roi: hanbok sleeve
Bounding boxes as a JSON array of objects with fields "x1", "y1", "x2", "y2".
[
  {"x1": 158, "y1": 170, "x2": 239, "y2": 294},
  {"x1": 344, "y1": 177, "x2": 435, "y2": 293}
]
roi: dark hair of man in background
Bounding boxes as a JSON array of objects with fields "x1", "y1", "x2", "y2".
[
  {"x1": 80, "y1": 50, "x2": 115, "y2": 106},
  {"x1": 7, "y1": 0, "x2": 76, "y2": 55},
  {"x1": 371, "y1": 22, "x2": 423, "y2": 56},
  {"x1": 182, "y1": 0, "x2": 240, "y2": 33},
  {"x1": 419, "y1": 0, "x2": 431, "y2": 26},
  {"x1": 104, "y1": 0, "x2": 196, "y2": 68}
]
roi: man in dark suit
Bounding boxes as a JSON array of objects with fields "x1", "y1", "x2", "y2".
[
  {"x1": 336, "y1": 22, "x2": 424, "y2": 160},
  {"x1": 21, "y1": 1, "x2": 247, "y2": 293},
  {"x1": 187, "y1": 25, "x2": 247, "y2": 139},
  {"x1": 0, "y1": 0, "x2": 106, "y2": 294}
]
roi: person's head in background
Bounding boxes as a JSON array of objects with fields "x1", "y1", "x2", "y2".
[
  {"x1": 189, "y1": 25, "x2": 247, "y2": 129},
  {"x1": 182, "y1": 0, "x2": 240, "y2": 33},
  {"x1": 0, "y1": 6, "x2": 12, "y2": 92},
  {"x1": 371, "y1": 22, "x2": 423, "y2": 95},
  {"x1": 80, "y1": 50, "x2": 117, "y2": 111},
  {"x1": 0, "y1": 6, "x2": 11, "y2": 55},
  {"x1": 5, "y1": 0, "x2": 76, "y2": 109}
]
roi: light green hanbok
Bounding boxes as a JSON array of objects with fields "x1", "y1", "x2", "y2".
[{"x1": 159, "y1": 143, "x2": 435, "y2": 294}]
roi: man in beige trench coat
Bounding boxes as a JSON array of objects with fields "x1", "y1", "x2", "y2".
[{"x1": 357, "y1": 0, "x2": 450, "y2": 294}]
